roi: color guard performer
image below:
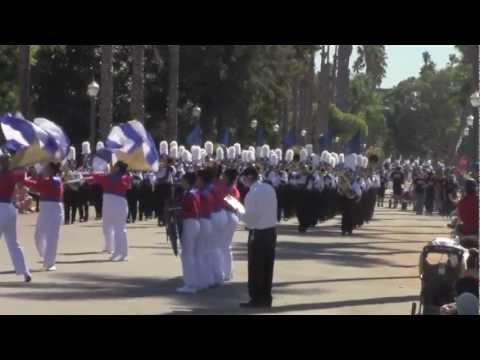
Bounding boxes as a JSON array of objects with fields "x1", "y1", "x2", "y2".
[{"x1": 0, "y1": 152, "x2": 32, "y2": 282}]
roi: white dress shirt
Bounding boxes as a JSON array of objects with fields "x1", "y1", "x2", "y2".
[{"x1": 240, "y1": 181, "x2": 278, "y2": 230}]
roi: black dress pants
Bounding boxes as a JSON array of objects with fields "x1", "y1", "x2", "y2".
[{"x1": 248, "y1": 228, "x2": 277, "y2": 306}]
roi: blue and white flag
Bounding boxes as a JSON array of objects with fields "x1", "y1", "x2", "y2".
[
  {"x1": 0, "y1": 113, "x2": 70, "y2": 168},
  {"x1": 100, "y1": 120, "x2": 159, "y2": 172}
]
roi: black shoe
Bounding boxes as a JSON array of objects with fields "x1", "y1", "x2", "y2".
[
  {"x1": 240, "y1": 301, "x2": 271, "y2": 309},
  {"x1": 24, "y1": 274, "x2": 32, "y2": 283}
]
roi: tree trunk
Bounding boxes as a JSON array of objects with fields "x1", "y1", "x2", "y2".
[
  {"x1": 99, "y1": 45, "x2": 114, "y2": 140},
  {"x1": 336, "y1": 45, "x2": 353, "y2": 112},
  {"x1": 130, "y1": 45, "x2": 145, "y2": 123},
  {"x1": 292, "y1": 80, "x2": 299, "y2": 133},
  {"x1": 167, "y1": 45, "x2": 180, "y2": 141},
  {"x1": 17, "y1": 45, "x2": 31, "y2": 118},
  {"x1": 473, "y1": 44, "x2": 479, "y2": 165}
]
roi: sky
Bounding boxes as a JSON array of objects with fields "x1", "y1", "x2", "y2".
[{"x1": 315, "y1": 45, "x2": 457, "y2": 89}]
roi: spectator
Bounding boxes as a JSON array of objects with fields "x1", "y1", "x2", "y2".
[
  {"x1": 456, "y1": 179, "x2": 479, "y2": 236},
  {"x1": 455, "y1": 249, "x2": 479, "y2": 298}
]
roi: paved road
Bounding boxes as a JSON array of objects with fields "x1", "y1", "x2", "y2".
[{"x1": 0, "y1": 206, "x2": 450, "y2": 315}]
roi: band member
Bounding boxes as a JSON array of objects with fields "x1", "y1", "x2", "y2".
[
  {"x1": 222, "y1": 168, "x2": 240, "y2": 281},
  {"x1": 0, "y1": 153, "x2": 32, "y2": 282},
  {"x1": 238, "y1": 167, "x2": 278, "y2": 308},
  {"x1": 177, "y1": 172, "x2": 201, "y2": 294},
  {"x1": 89, "y1": 161, "x2": 132, "y2": 261},
  {"x1": 155, "y1": 157, "x2": 176, "y2": 226},
  {"x1": 210, "y1": 165, "x2": 228, "y2": 284},
  {"x1": 127, "y1": 172, "x2": 142, "y2": 224},
  {"x1": 63, "y1": 164, "x2": 82, "y2": 225},
  {"x1": 195, "y1": 169, "x2": 216, "y2": 290},
  {"x1": 390, "y1": 166, "x2": 405, "y2": 208},
  {"x1": 24, "y1": 162, "x2": 64, "y2": 271}
]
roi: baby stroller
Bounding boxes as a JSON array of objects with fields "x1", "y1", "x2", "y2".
[{"x1": 411, "y1": 238, "x2": 468, "y2": 315}]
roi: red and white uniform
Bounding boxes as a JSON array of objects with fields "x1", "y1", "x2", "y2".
[
  {"x1": 0, "y1": 171, "x2": 30, "y2": 276},
  {"x1": 179, "y1": 189, "x2": 201, "y2": 291},
  {"x1": 196, "y1": 188, "x2": 215, "y2": 289},
  {"x1": 89, "y1": 173, "x2": 132, "y2": 259},
  {"x1": 209, "y1": 180, "x2": 228, "y2": 284},
  {"x1": 222, "y1": 184, "x2": 241, "y2": 280},
  {"x1": 24, "y1": 176, "x2": 64, "y2": 269}
]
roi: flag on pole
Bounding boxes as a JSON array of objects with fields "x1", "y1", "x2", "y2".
[
  {"x1": 283, "y1": 127, "x2": 296, "y2": 147},
  {"x1": 186, "y1": 124, "x2": 202, "y2": 146},
  {"x1": 0, "y1": 113, "x2": 70, "y2": 168},
  {"x1": 345, "y1": 130, "x2": 361, "y2": 155},
  {"x1": 256, "y1": 127, "x2": 264, "y2": 147},
  {"x1": 101, "y1": 120, "x2": 159, "y2": 171},
  {"x1": 218, "y1": 128, "x2": 230, "y2": 146}
]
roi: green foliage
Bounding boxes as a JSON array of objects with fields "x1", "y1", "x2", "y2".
[{"x1": 328, "y1": 103, "x2": 368, "y2": 140}]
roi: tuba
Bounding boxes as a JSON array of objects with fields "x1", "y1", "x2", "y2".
[{"x1": 337, "y1": 170, "x2": 356, "y2": 199}]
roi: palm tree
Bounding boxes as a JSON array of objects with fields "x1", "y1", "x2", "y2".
[
  {"x1": 167, "y1": 45, "x2": 180, "y2": 141},
  {"x1": 99, "y1": 45, "x2": 113, "y2": 140},
  {"x1": 130, "y1": 45, "x2": 145, "y2": 123},
  {"x1": 353, "y1": 45, "x2": 387, "y2": 88},
  {"x1": 336, "y1": 45, "x2": 353, "y2": 111},
  {"x1": 17, "y1": 45, "x2": 31, "y2": 118}
]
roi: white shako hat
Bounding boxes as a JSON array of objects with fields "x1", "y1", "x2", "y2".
[
  {"x1": 339, "y1": 153, "x2": 345, "y2": 164},
  {"x1": 234, "y1": 143, "x2": 242, "y2": 157},
  {"x1": 344, "y1": 154, "x2": 357, "y2": 171},
  {"x1": 269, "y1": 152, "x2": 279, "y2": 167},
  {"x1": 200, "y1": 149, "x2": 207, "y2": 163},
  {"x1": 261, "y1": 144, "x2": 270, "y2": 159},
  {"x1": 96, "y1": 141, "x2": 104, "y2": 151},
  {"x1": 181, "y1": 149, "x2": 191, "y2": 163},
  {"x1": 300, "y1": 148, "x2": 308, "y2": 163},
  {"x1": 285, "y1": 149, "x2": 294, "y2": 163},
  {"x1": 331, "y1": 152, "x2": 339, "y2": 164},
  {"x1": 170, "y1": 146, "x2": 178, "y2": 160},
  {"x1": 191, "y1": 146, "x2": 201, "y2": 164},
  {"x1": 178, "y1": 145, "x2": 185, "y2": 159},
  {"x1": 227, "y1": 146, "x2": 236, "y2": 160},
  {"x1": 275, "y1": 148, "x2": 283, "y2": 161},
  {"x1": 81, "y1": 141, "x2": 91, "y2": 155},
  {"x1": 159, "y1": 141, "x2": 169, "y2": 156},
  {"x1": 204, "y1": 141, "x2": 214, "y2": 156},
  {"x1": 241, "y1": 150, "x2": 249, "y2": 163},
  {"x1": 305, "y1": 144, "x2": 313, "y2": 156},
  {"x1": 255, "y1": 146, "x2": 262, "y2": 159},
  {"x1": 216, "y1": 147, "x2": 224, "y2": 161},
  {"x1": 67, "y1": 146, "x2": 76, "y2": 161},
  {"x1": 248, "y1": 148, "x2": 256, "y2": 163},
  {"x1": 320, "y1": 151, "x2": 330, "y2": 163}
]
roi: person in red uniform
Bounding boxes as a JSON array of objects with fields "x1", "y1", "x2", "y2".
[
  {"x1": 0, "y1": 152, "x2": 32, "y2": 282},
  {"x1": 210, "y1": 166, "x2": 228, "y2": 284},
  {"x1": 24, "y1": 162, "x2": 64, "y2": 271},
  {"x1": 177, "y1": 172, "x2": 201, "y2": 293},
  {"x1": 456, "y1": 179, "x2": 479, "y2": 236},
  {"x1": 222, "y1": 168, "x2": 240, "y2": 281},
  {"x1": 89, "y1": 161, "x2": 132, "y2": 261},
  {"x1": 196, "y1": 169, "x2": 216, "y2": 290}
]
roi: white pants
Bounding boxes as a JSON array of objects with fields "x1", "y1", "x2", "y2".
[
  {"x1": 180, "y1": 219, "x2": 200, "y2": 289},
  {"x1": 102, "y1": 194, "x2": 128, "y2": 257},
  {"x1": 223, "y1": 211, "x2": 239, "y2": 280},
  {"x1": 35, "y1": 201, "x2": 64, "y2": 268},
  {"x1": 210, "y1": 210, "x2": 227, "y2": 283},
  {"x1": 0, "y1": 203, "x2": 30, "y2": 276},
  {"x1": 196, "y1": 218, "x2": 214, "y2": 289}
]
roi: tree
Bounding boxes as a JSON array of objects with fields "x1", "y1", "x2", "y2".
[
  {"x1": 17, "y1": 45, "x2": 31, "y2": 118},
  {"x1": 100, "y1": 45, "x2": 113, "y2": 140},
  {"x1": 353, "y1": 45, "x2": 387, "y2": 88},
  {"x1": 336, "y1": 45, "x2": 353, "y2": 111},
  {"x1": 167, "y1": 45, "x2": 180, "y2": 141},
  {"x1": 130, "y1": 45, "x2": 145, "y2": 123}
]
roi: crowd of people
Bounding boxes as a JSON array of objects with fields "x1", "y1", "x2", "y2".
[{"x1": 1, "y1": 137, "x2": 478, "y2": 313}]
